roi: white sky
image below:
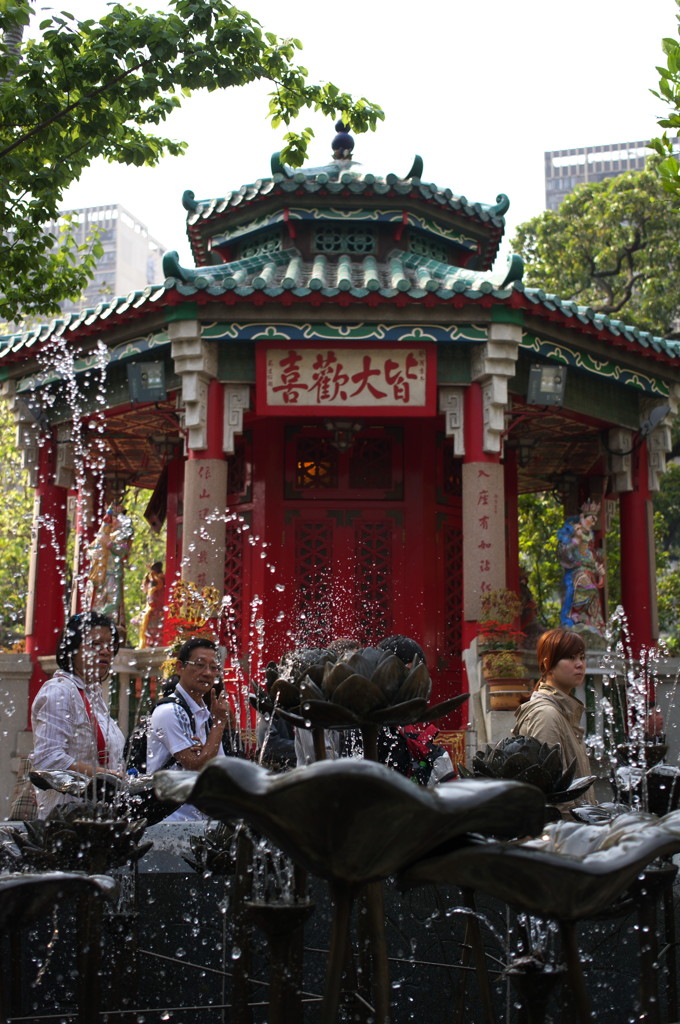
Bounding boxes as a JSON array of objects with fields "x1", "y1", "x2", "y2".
[{"x1": 51, "y1": 0, "x2": 680, "y2": 267}]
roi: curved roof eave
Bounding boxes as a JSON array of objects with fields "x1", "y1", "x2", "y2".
[
  {"x1": 2, "y1": 277, "x2": 680, "y2": 374},
  {"x1": 184, "y1": 172, "x2": 508, "y2": 271}
]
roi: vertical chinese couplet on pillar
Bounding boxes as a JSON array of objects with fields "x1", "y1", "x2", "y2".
[
  {"x1": 182, "y1": 458, "x2": 228, "y2": 592},
  {"x1": 462, "y1": 462, "x2": 506, "y2": 621}
]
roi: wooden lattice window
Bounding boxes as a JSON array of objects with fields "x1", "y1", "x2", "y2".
[
  {"x1": 239, "y1": 230, "x2": 282, "y2": 259},
  {"x1": 314, "y1": 226, "x2": 375, "y2": 254},
  {"x1": 295, "y1": 436, "x2": 338, "y2": 490},
  {"x1": 354, "y1": 518, "x2": 392, "y2": 643},
  {"x1": 223, "y1": 516, "x2": 246, "y2": 647},
  {"x1": 409, "y1": 232, "x2": 450, "y2": 263},
  {"x1": 287, "y1": 427, "x2": 401, "y2": 500},
  {"x1": 348, "y1": 438, "x2": 392, "y2": 490},
  {"x1": 295, "y1": 518, "x2": 333, "y2": 646}
]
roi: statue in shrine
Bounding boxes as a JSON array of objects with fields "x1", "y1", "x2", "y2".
[
  {"x1": 557, "y1": 500, "x2": 606, "y2": 635},
  {"x1": 85, "y1": 502, "x2": 134, "y2": 626},
  {"x1": 138, "y1": 561, "x2": 166, "y2": 648}
]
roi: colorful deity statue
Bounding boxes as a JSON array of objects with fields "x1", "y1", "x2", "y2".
[
  {"x1": 85, "y1": 502, "x2": 134, "y2": 625},
  {"x1": 138, "y1": 561, "x2": 166, "y2": 648},
  {"x1": 557, "y1": 500, "x2": 606, "y2": 635}
]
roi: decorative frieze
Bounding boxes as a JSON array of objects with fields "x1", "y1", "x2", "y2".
[
  {"x1": 54, "y1": 425, "x2": 75, "y2": 490},
  {"x1": 223, "y1": 385, "x2": 250, "y2": 454},
  {"x1": 608, "y1": 428, "x2": 634, "y2": 493},
  {"x1": 470, "y1": 322, "x2": 521, "y2": 453},
  {"x1": 2, "y1": 382, "x2": 40, "y2": 487},
  {"x1": 169, "y1": 321, "x2": 217, "y2": 450},
  {"x1": 438, "y1": 386, "x2": 465, "y2": 455},
  {"x1": 640, "y1": 390, "x2": 679, "y2": 492}
]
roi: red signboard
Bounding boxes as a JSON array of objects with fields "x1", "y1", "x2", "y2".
[{"x1": 256, "y1": 341, "x2": 437, "y2": 416}]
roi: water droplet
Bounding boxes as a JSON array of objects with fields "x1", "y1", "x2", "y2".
[{"x1": 231, "y1": 945, "x2": 242, "y2": 960}]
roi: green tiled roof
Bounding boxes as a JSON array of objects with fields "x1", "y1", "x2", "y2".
[
  {"x1": 2, "y1": 251, "x2": 680, "y2": 368},
  {"x1": 185, "y1": 167, "x2": 510, "y2": 270},
  {"x1": 161, "y1": 248, "x2": 523, "y2": 299}
]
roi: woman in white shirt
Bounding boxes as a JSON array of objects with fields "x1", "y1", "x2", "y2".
[{"x1": 31, "y1": 611, "x2": 126, "y2": 817}]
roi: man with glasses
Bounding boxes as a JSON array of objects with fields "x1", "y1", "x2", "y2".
[{"x1": 147, "y1": 637, "x2": 233, "y2": 821}]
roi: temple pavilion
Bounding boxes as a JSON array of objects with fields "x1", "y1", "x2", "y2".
[{"x1": 1, "y1": 123, "x2": 679, "y2": 775}]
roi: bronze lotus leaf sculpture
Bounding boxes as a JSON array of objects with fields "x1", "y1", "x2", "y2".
[
  {"x1": 252, "y1": 647, "x2": 469, "y2": 753},
  {"x1": 458, "y1": 735, "x2": 596, "y2": 805},
  {"x1": 397, "y1": 811, "x2": 680, "y2": 1023},
  {"x1": 398, "y1": 810, "x2": 680, "y2": 922},
  {"x1": 154, "y1": 757, "x2": 546, "y2": 884},
  {"x1": 0, "y1": 872, "x2": 117, "y2": 929},
  {"x1": 155, "y1": 759, "x2": 545, "y2": 1024}
]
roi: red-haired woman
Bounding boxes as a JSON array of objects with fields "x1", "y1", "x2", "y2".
[{"x1": 512, "y1": 627, "x2": 596, "y2": 805}]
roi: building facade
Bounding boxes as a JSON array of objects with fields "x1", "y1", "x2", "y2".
[
  {"x1": 544, "y1": 139, "x2": 679, "y2": 210},
  {"x1": 2, "y1": 127, "x2": 680, "y2": 792},
  {"x1": 54, "y1": 204, "x2": 167, "y2": 313}
]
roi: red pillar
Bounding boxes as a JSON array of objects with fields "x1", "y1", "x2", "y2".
[
  {"x1": 25, "y1": 437, "x2": 68, "y2": 709},
  {"x1": 619, "y1": 441, "x2": 657, "y2": 655}
]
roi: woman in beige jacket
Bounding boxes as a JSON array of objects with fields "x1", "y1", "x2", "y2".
[{"x1": 513, "y1": 627, "x2": 596, "y2": 806}]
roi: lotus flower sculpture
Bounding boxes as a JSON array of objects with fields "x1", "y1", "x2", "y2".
[
  {"x1": 458, "y1": 735, "x2": 596, "y2": 806},
  {"x1": 5, "y1": 803, "x2": 152, "y2": 874},
  {"x1": 155, "y1": 757, "x2": 545, "y2": 1024},
  {"x1": 252, "y1": 646, "x2": 469, "y2": 761}
]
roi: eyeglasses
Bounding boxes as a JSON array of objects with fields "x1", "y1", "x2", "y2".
[{"x1": 184, "y1": 659, "x2": 222, "y2": 677}]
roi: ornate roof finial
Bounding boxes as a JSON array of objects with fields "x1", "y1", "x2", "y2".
[{"x1": 332, "y1": 119, "x2": 354, "y2": 161}]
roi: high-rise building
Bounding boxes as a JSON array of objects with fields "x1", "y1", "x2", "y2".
[
  {"x1": 57, "y1": 204, "x2": 167, "y2": 312},
  {"x1": 544, "y1": 139, "x2": 679, "y2": 210}
]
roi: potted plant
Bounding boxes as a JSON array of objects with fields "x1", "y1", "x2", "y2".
[
  {"x1": 477, "y1": 621, "x2": 525, "y2": 653},
  {"x1": 477, "y1": 588, "x2": 525, "y2": 654},
  {"x1": 480, "y1": 587, "x2": 522, "y2": 624},
  {"x1": 483, "y1": 650, "x2": 533, "y2": 711},
  {"x1": 476, "y1": 590, "x2": 530, "y2": 711}
]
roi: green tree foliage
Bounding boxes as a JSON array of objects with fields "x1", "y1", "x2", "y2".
[
  {"x1": 604, "y1": 506, "x2": 621, "y2": 614},
  {"x1": 0, "y1": 0, "x2": 383, "y2": 323},
  {"x1": 0, "y1": 400, "x2": 33, "y2": 646},
  {"x1": 653, "y1": 461, "x2": 680, "y2": 558},
  {"x1": 120, "y1": 486, "x2": 166, "y2": 648},
  {"x1": 653, "y1": 477, "x2": 680, "y2": 653},
  {"x1": 650, "y1": 5, "x2": 680, "y2": 195},
  {"x1": 517, "y1": 491, "x2": 563, "y2": 627},
  {"x1": 511, "y1": 166, "x2": 680, "y2": 336}
]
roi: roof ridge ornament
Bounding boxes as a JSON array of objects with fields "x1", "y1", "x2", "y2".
[
  {"x1": 490, "y1": 193, "x2": 510, "y2": 216},
  {"x1": 332, "y1": 120, "x2": 354, "y2": 161},
  {"x1": 182, "y1": 190, "x2": 199, "y2": 212},
  {"x1": 270, "y1": 152, "x2": 294, "y2": 179},
  {"x1": 404, "y1": 155, "x2": 424, "y2": 180}
]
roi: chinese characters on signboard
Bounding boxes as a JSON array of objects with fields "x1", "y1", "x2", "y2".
[
  {"x1": 462, "y1": 461, "x2": 505, "y2": 619},
  {"x1": 257, "y1": 344, "x2": 435, "y2": 415}
]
